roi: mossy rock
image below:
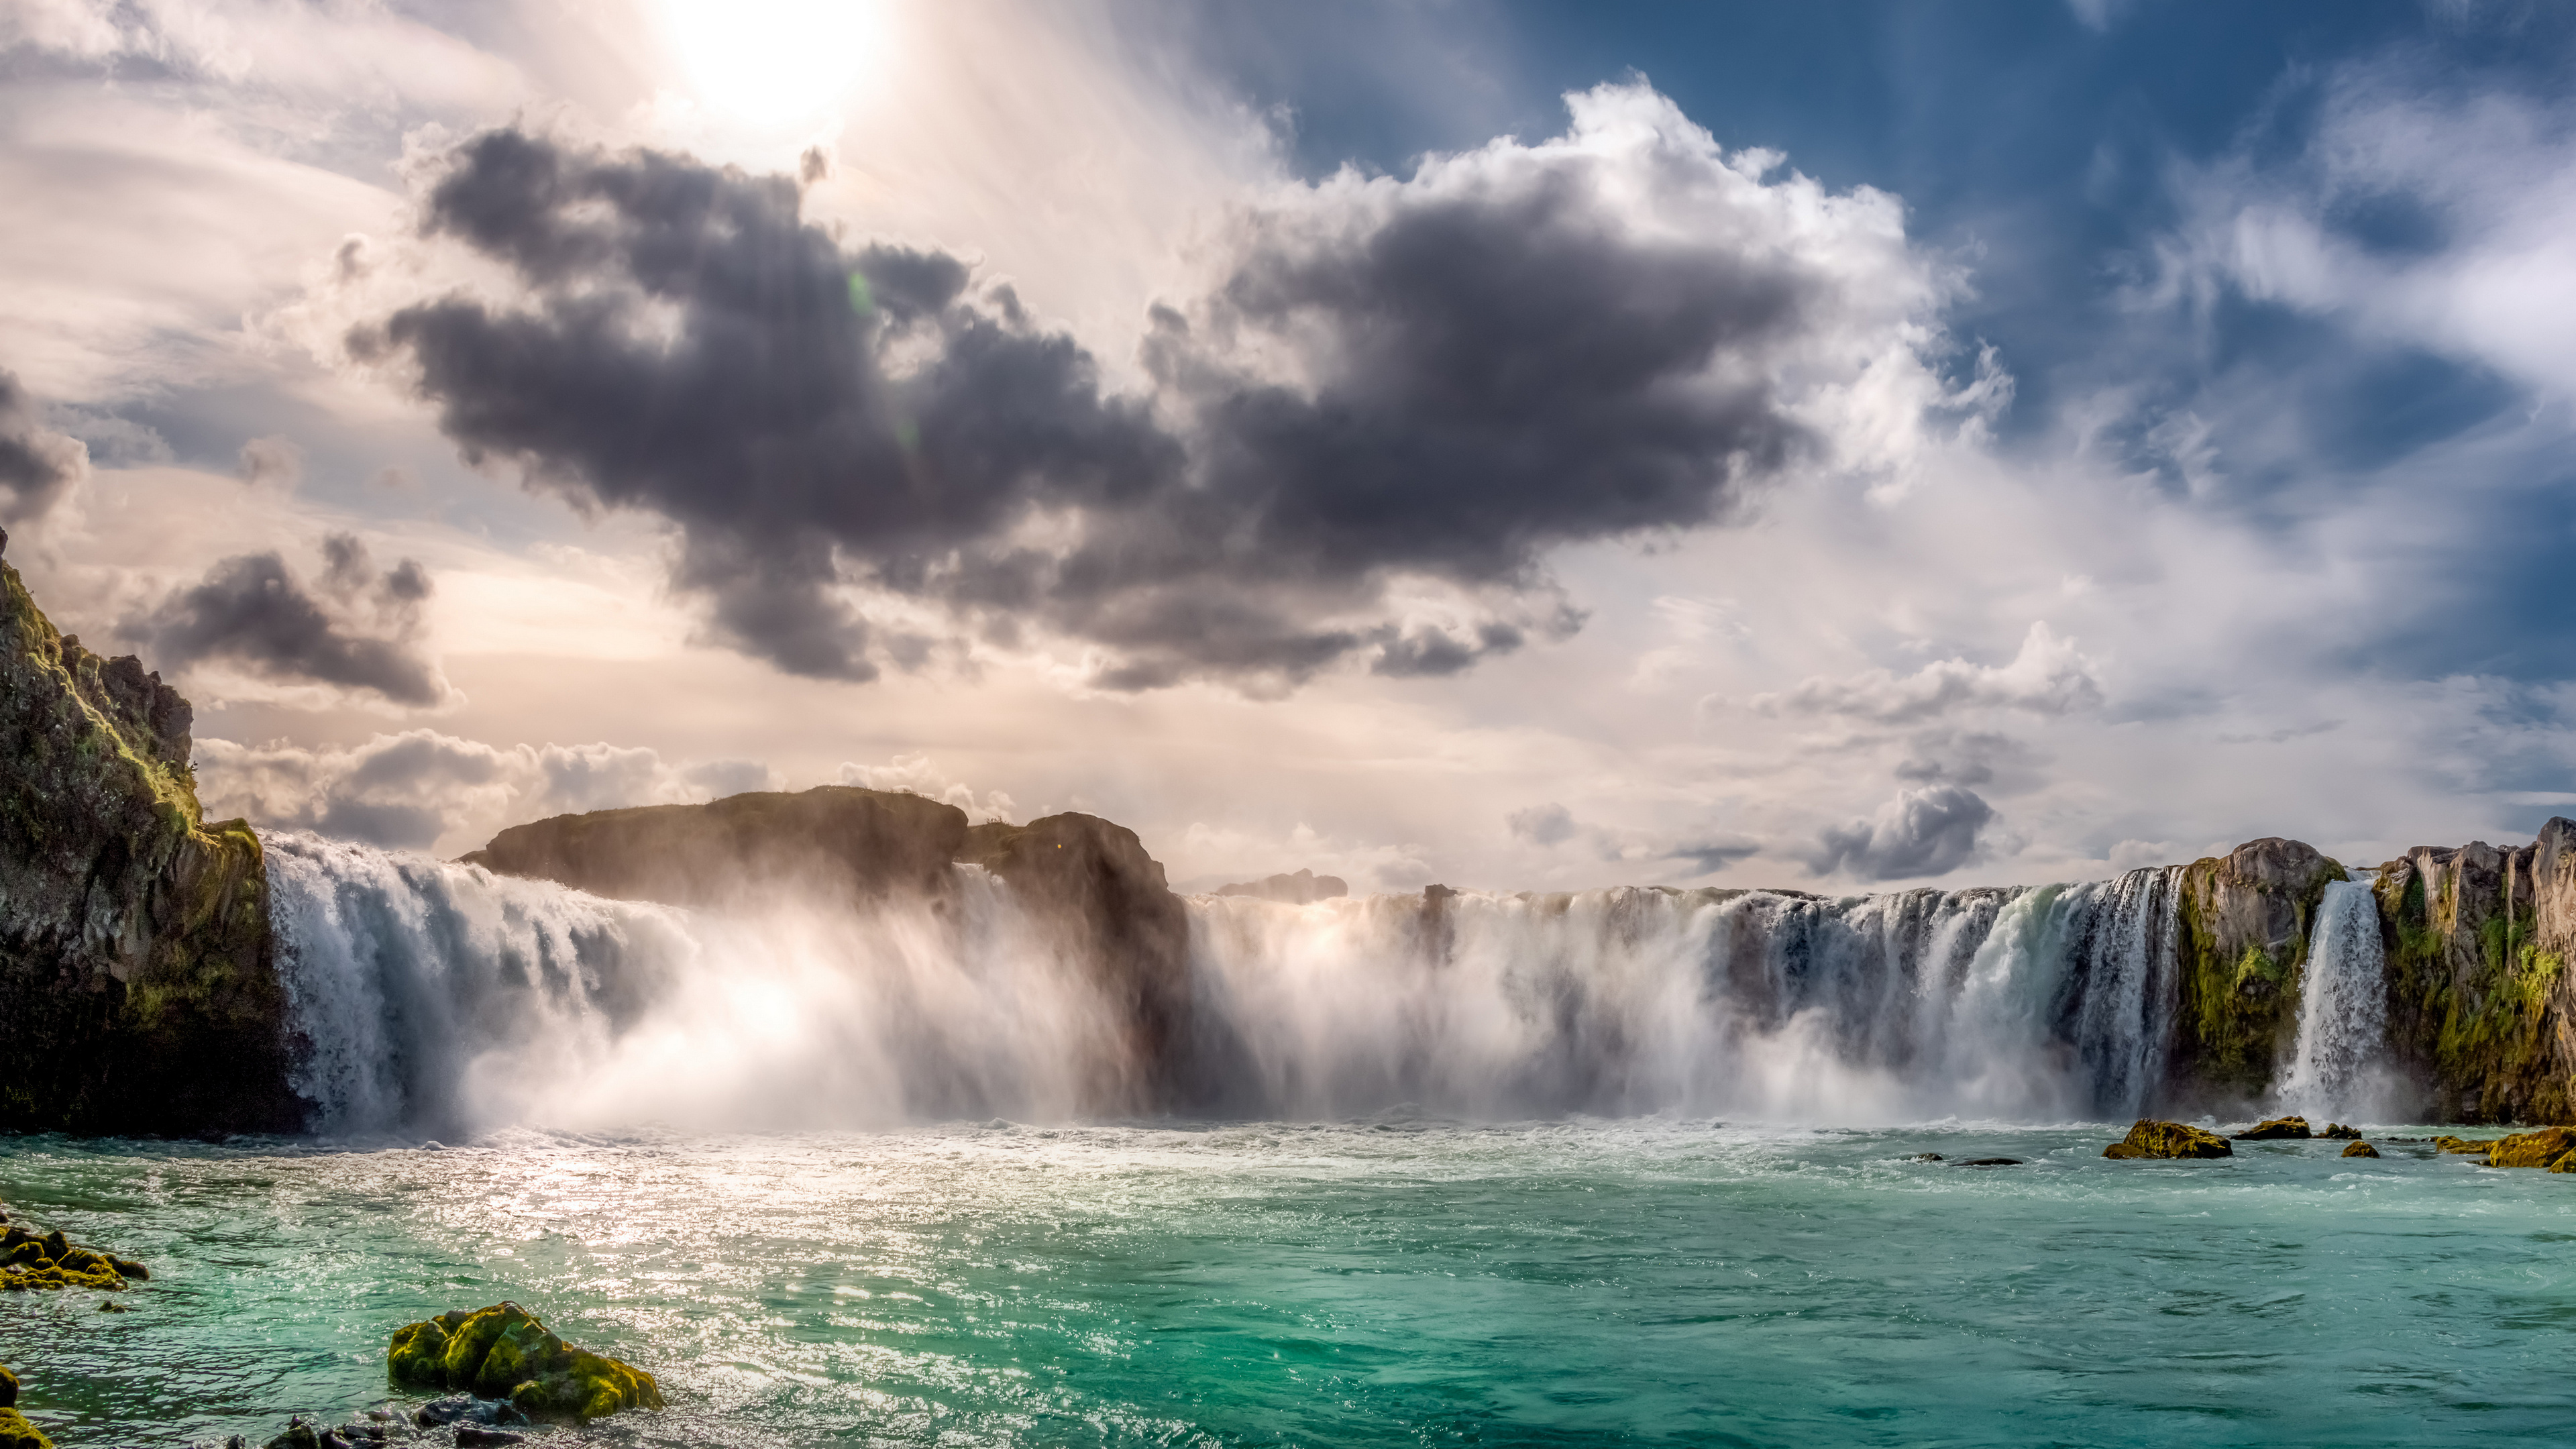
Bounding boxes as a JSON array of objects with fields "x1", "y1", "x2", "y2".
[
  {"x1": 388, "y1": 1303, "x2": 662, "y2": 1423},
  {"x1": 2549, "y1": 1151, "x2": 2576, "y2": 1173},
  {"x1": 2485, "y1": 1126, "x2": 2576, "y2": 1168},
  {"x1": 0, "y1": 1407, "x2": 49, "y2": 1449},
  {"x1": 2341, "y1": 1141, "x2": 2381, "y2": 1158},
  {"x1": 0, "y1": 1363, "x2": 15, "y2": 1407},
  {"x1": 2434, "y1": 1136, "x2": 2498, "y2": 1156},
  {"x1": 2319, "y1": 1123, "x2": 2362, "y2": 1140},
  {"x1": 2233, "y1": 1116, "x2": 2310, "y2": 1140},
  {"x1": 2103, "y1": 1120, "x2": 2234, "y2": 1159}
]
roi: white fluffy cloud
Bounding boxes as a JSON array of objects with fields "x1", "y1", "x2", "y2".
[{"x1": 1750, "y1": 623, "x2": 2104, "y2": 725}]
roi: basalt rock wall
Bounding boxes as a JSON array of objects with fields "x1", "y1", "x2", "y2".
[
  {"x1": 467, "y1": 794, "x2": 1210, "y2": 1112},
  {"x1": 2371, "y1": 818, "x2": 2576, "y2": 1124},
  {"x1": 2168, "y1": 838, "x2": 2346, "y2": 1106},
  {"x1": 461, "y1": 786, "x2": 967, "y2": 908},
  {"x1": 0, "y1": 533, "x2": 300, "y2": 1134}
]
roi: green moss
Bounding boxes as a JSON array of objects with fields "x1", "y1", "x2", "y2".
[{"x1": 389, "y1": 1303, "x2": 663, "y2": 1423}]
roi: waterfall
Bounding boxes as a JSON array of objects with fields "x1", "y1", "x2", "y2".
[
  {"x1": 2277, "y1": 877, "x2": 2392, "y2": 1122},
  {"x1": 266, "y1": 833, "x2": 2192, "y2": 1134}
]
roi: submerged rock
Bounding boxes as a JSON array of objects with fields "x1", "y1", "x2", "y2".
[
  {"x1": 2233, "y1": 1116, "x2": 2312, "y2": 1140},
  {"x1": 1908, "y1": 1152, "x2": 1944, "y2": 1162},
  {"x1": 2482, "y1": 1126, "x2": 2576, "y2": 1168},
  {"x1": 2102, "y1": 1120, "x2": 2234, "y2": 1159},
  {"x1": 2341, "y1": 1141, "x2": 2381, "y2": 1158},
  {"x1": 1953, "y1": 1158, "x2": 2024, "y2": 1168},
  {"x1": 388, "y1": 1303, "x2": 662, "y2": 1423},
  {"x1": 2434, "y1": 1136, "x2": 2498, "y2": 1157}
]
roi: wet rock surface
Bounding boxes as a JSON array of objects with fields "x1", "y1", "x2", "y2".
[
  {"x1": 2481, "y1": 1125, "x2": 2576, "y2": 1168},
  {"x1": 2232, "y1": 1116, "x2": 2312, "y2": 1140},
  {"x1": 0, "y1": 531, "x2": 297, "y2": 1133},
  {"x1": 0, "y1": 1201, "x2": 144, "y2": 1292},
  {"x1": 2102, "y1": 1120, "x2": 2235, "y2": 1159},
  {"x1": 2341, "y1": 1141, "x2": 2381, "y2": 1158},
  {"x1": 388, "y1": 1303, "x2": 661, "y2": 1423}
]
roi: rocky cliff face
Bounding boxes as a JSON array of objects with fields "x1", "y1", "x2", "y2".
[
  {"x1": 0, "y1": 533, "x2": 300, "y2": 1133},
  {"x1": 2371, "y1": 820, "x2": 2576, "y2": 1124},
  {"x1": 462, "y1": 787, "x2": 965, "y2": 907},
  {"x1": 467, "y1": 794, "x2": 1210, "y2": 1112},
  {"x1": 2169, "y1": 837, "x2": 2347, "y2": 1104}
]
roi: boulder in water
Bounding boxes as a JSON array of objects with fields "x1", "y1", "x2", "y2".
[
  {"x1": 0, "y1": 1364, "x2": 13, "y2": 1407},
  {"x1": 2341, "y1": 1141, "x2": 2381, "y2": 1158},
  {"x1": 1953, "y1": 1158, "x2": 2024, "y2": 1168},
  {"x1": 388, "y1": 1303, "x2": 662, "y2": 1422},
  {"x1": 0, "y1": 1408, "x2": 50, "y2": 1449},
  {"x1": 2482, "y1": 1126, "x2": 2576, "y2": 1167},
  {"x1": 2231, "y1": 1116, "x2": 2311, "y2": 1140},
  {"x1": 2102, "y1": 1120, "x2": 2234, "y2": 1159},
  {"x1": 0, "y1": 1222, "x2": 140, "y2": 1293},
  {"x1": 2434, "y1": 1136, "x2": 2497, "y2": 1157}
]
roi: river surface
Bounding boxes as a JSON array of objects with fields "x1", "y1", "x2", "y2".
[{"x1": 4, "y1": 1120, "x2": 2572, "y2": 1448}]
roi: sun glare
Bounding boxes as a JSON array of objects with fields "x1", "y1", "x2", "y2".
[{"x1": 659, "y1": 0, "x2": 882, "y2": 127}]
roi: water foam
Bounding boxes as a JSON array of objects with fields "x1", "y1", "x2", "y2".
[{"x1": 260, "y1": 837, "x2": 2263, "y2": 1133}]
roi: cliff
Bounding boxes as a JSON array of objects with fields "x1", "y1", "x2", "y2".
[
  {"x1": 462, "y1": 787, "x2": 965, "y2": 907},
  {"x1": 0, "y1": 532, "x2": 299, "y2": 1133},
  {"x1": 468, "y1": 794, "x2": 1209, "y2": 1111},
  {"x1": 2370, "y1": 819, "x2": 2576, "y2": 1124},
  {"x1": 2168, "y1": 838, "x2": 2347, "y2": 1104}
]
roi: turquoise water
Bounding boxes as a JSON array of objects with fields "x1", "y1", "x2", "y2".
[{"x1": 4, "y1": 1121, "x2": 2573, "y2": 1447}]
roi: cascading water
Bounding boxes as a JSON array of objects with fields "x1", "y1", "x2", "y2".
[
  {"x1": 2277, "y1": 877, "x2": 2392, "y2": 1121},
  {"x1": 264, "y1": 833, "x2": 2195, "y2": 1134}
]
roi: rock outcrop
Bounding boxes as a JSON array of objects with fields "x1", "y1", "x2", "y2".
[
  {"x1": 2482, "y1": 1125, "x2": 2576, "y2": 1169},
  {"x1": 2232, "y1": 1115, "x2": 2310, "y2": 1140},
  {"x1": 2341, "y1": 1140, "x2": 2380, "y2": 1158},
  {"x1": 466, "y1": 794, "x2": 1211, "y2": 1112},
  {"x1": 388, "y1": 1303, "x2": 662, "y2": 1422},
  {"x1": 1214, "y1": 868, "x2": 1348, "y2": 904},
  {"x1": 2102, "y1": 1119, "x2": 2234, "y2": 1159},
  {"x1": 2169, "y1": 839, "x2": 2347, "y2": 1103},
  {"x1": 2371, "y1": 819, "x2": 2576, "y2": 1124},
  {"x1": 462, "y1": 786, "x2": 965, "y2": 908},
  {"x1": 960, "y1": 813, "x2": 1201, "y2": 1110},
  {"x1": 0, "y1": 532, "x2": 299, "y2": 1134}
]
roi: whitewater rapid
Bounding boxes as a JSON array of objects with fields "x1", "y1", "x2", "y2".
[{"x1": 262, "y1": 832, "x2": 2271, "y2": 1136}]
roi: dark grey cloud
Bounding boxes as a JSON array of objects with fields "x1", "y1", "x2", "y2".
[
  {"x1": 1805, "y1": 785, "x2": 1996, "y2": 881},
  {"x1": 124, "y1": 532, "x2": 449, "y2": 706},
  {"x1": 0, "y1": 368, "x2": 90, "y2": 527},
  {"x1": 355, "y1": 93, "x2": 1904, "y2": 690}
]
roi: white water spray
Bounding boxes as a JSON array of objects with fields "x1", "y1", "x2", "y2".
[
  {"x1": 2277, "y1": 877, "x2": 2392, "y2": 1122},
  {"x1": 265, "y1": 835, "x2": 2197, "y2": 1134}
]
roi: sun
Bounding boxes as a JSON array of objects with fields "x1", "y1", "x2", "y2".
[{"x1": 657, "y1": 0, "x2": 884, "y2": 128}]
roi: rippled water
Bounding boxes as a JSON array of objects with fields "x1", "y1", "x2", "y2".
[{"x1": 5, "y1": 1122, "x2": 2573, "y2": 1447}]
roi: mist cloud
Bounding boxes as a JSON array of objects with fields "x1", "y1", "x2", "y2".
[
  {"x1": 123, "y1": 533, "x2": 450, "y2": 707},
  {"x1": 351, "y1": 82, "x2": 1951, "y2": 692}
]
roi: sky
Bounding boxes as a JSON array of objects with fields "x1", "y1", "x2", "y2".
[{"x1": 3, "y1": 0, "x2": 2575, "y2": 894}]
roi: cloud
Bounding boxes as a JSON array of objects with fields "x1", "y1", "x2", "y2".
[
  {"x1": 196, "y1": 729, "x2": 785, "y2": 854},
  {"x1": 345, "y1": 80, "x2": 1959, "y2": 693},
  {"x1": 121, "y1": 532, "x2": 451, "y2": 708},
  {"x1": 1667, "y1": 836, "x2": 1762, "y2": 874},
  {"x1": 0, "y1": 368, "x2": 89, "y2": 527},
  {"x1": 235, "y1": 435, "x2": 302, "y2": 491},
  {"x1": 835, "y1": 753, "x2": 1018, "y2": 823},
  {"x1": 1804, "y1": 784, "x2": 1997, "y2": 881},
  {"x1": 1754, "y1": 623, "x2": 2103, "y2": 725},
  {"x1": 1507, "y1": 802, "x2": 1578, "y2": 846}
]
